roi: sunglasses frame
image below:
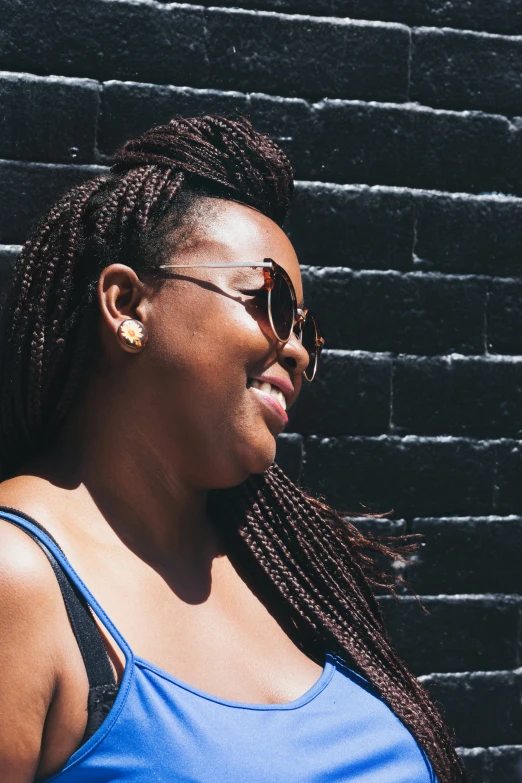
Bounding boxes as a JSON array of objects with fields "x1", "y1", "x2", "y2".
[{"x1": 156, "y1": 257, "x2": 324, "y2": 381}]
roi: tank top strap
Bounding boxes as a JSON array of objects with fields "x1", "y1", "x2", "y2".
[{"x1": 0, "y1": 506, "x2": 133, "y2": 664}]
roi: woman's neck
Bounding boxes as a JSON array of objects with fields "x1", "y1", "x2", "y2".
[{"x1": 19, "y1": 404, "x2": 223, "y2": 572}]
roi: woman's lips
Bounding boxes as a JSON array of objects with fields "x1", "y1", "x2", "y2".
[
  {"x1": 249, "y1": 374, "x2": 295, "y2": 401},
  {"x1": 248, "y1": 385, "x2": 289, "y2": 427}
]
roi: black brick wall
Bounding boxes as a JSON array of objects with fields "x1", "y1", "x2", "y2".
[{"x1": 1, "y1": 1, "x2": 521, "y2": 779}]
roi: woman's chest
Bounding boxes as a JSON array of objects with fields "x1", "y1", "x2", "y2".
[
  {"x1": 52, "y1": 661, "x2": 435, "y2": 783},
  {"x1": 62, "y1": 545, "x2": 324, "y2": 706}
]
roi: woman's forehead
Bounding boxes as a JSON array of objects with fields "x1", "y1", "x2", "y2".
[
  {"x1": 168, "y1": 199, "x2": 302, "y2": 292},
  {"x1": 193, "y1": 198, "x2": 295, "y2": 258}
]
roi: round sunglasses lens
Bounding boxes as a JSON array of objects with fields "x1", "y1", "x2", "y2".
[
  {"x1": 270, "y1": 271, "x2": 295, "y2": 341},
  {"x1": 302, "y1": 314, "x2": 319, "y2": 380}
]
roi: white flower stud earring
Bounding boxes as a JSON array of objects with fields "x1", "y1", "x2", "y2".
[{"x1": 117, "y1": 318, "x2": 149, "y2": 353}]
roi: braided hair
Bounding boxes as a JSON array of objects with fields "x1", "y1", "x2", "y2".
[{"x1": 0, "y1": 115, "x2": 466, "y2": 782}]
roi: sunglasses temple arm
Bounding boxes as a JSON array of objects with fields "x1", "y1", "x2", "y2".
[{"x1": 157, "y1": 262, "x2": 273, "y2": 269}]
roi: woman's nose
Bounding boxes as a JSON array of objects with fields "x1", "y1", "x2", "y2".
[{"x1": 277, "y1": 331, "x2": 310, "y2": 377}]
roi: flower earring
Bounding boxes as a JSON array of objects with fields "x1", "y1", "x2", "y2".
[{"x1": 117, "y1": 318, "x2": 148, "y2": 352}]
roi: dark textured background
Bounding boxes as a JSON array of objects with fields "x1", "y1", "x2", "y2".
[{"x1": 1, "y1": 1, "x2": 521, "y2": 779}]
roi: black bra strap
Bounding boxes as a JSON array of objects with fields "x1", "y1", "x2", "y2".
[{"x1": 0, "y1": 507, "x2": 115, "y2": 689}]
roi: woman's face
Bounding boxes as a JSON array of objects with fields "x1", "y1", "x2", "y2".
[{"x1": 108, "y1": 199, "x2": 310, "y2": 490}]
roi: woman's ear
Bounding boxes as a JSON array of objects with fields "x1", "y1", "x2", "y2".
[
  {"x1": 97, "y1": 265, "x2": 151, "y2": 355},
  {"x1": 97, "y1": 264, "x2": 148, "y2": 333}
]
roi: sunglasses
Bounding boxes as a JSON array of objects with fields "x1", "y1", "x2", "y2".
[{"x1": 157, "y1": 258, "x2": 324, "y2": 381}]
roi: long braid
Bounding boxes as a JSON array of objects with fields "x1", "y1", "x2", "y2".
[
  {"x1": 28, "y1": 179, "x2": 107, "y2": 430},
  {"x1": 10, "y1": 192, "x2": 75, "y2": 331},
  {"x1": 211, "y1": 469, "x2": 465, "y2": 780},
  {"x1": 0, "y1": 114, "x2": 466, "y2": 782},
  {"x1": 265, "y1": 469, "x2": 456, "y2": 761},
  {"x1": 243, "y1": 476, "x2": 383, "y2": 646}
]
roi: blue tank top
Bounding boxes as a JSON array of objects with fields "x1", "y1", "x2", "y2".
[{"x1": 3, "y1": 511, "x2": 437, "y2": 783}]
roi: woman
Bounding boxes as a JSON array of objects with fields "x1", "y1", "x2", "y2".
[{"x1": 0, "y1": 116, "x2": 465, "y2": 782}]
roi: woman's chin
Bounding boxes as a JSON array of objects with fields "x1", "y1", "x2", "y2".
[
  {"x1": 205, "y1": 433, "x2": 277, "y2": 489},
  {"x1": 233, "y1": 437, "x2": 277, "y2": 481}
]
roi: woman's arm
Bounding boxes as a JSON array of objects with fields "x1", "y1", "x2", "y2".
[{"x1": 0, "y1": 521, "x2": 63, "y2": 782}]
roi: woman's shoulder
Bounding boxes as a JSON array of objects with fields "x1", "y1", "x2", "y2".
[
  {"x1": 0, "y1": 476, "x2": 69, "y2": 630},
  {"x1": 0, "y1": 511, "x2": 64, "y2": 624}
]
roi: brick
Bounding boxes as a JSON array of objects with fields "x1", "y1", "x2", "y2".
[
  {"x1": 0, "y1": 245, "x2": 20, "y2": 269},
  {"x1": 420, "y1": 670, "x2": 522, "y2": 746},
  {"x1": 204, "y1": 10, "x2": 410, "y2": 102},
  {"x1": 495, "y1": 440, "x2": 522, "y2": 516},
  {"x1": 301, "y1": 437, "x2": 495, "y2": 517},
  {"x1": 313, "y1": 100, "x2": 520, "y2": 195},
  {"x1": 379, "y1": 595, "x2": 521, "y2": 675},
  {"x1": 412, "y1": 28, "x2": 522, "y2": 116},
  {"x1": 0, "y1": 245, "x2": 20, "y2": 314},
  {"x1": 414, "y1": 193, "x2": 522, "y2": 277},
  {"x1": 392, "y1": 357, "x2": 522, "y2": 439},
  {"x1": 0, "y1": 161, "x2": 107, "y2": 245},
  {"x1": 0, "y1": 0, "x2": 208, "y2": 86},
  {"x1": 486, "y1": 746, "x2": 522, "y2": 782},
  {"x1": 287, "y1": 184, "x2": 415, "y2": 271},
  {"x1": 0, "y1": 72, "x2": 99, "y2": 164},
  {"x1": 302, "y1": 268, "x2": 487, "y2": 355},
  {"x1": 99, "y1": 82, "x2": 522, "y2": 195},
  {"x1": 194, "y1": 1, "x2": 522, "y2": 36},
  {"x1": 487, "y1": 279, "x2": 522, "y2": 355},
  {"x1": 398, "y1": 1, "x2": 522, "y2": 35},
  {"x1": 408, "y1": 517, "x2": 522, "y2": 594},
  {"x1": 287, "y1": 351, "x2": 391, "y2": 436},
  {"x1": 457, "y1": 748, "x2": 487, "y2": 781},
  {"x1": 275, "y1": 433, "x2": 303, "y2": 483}
]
